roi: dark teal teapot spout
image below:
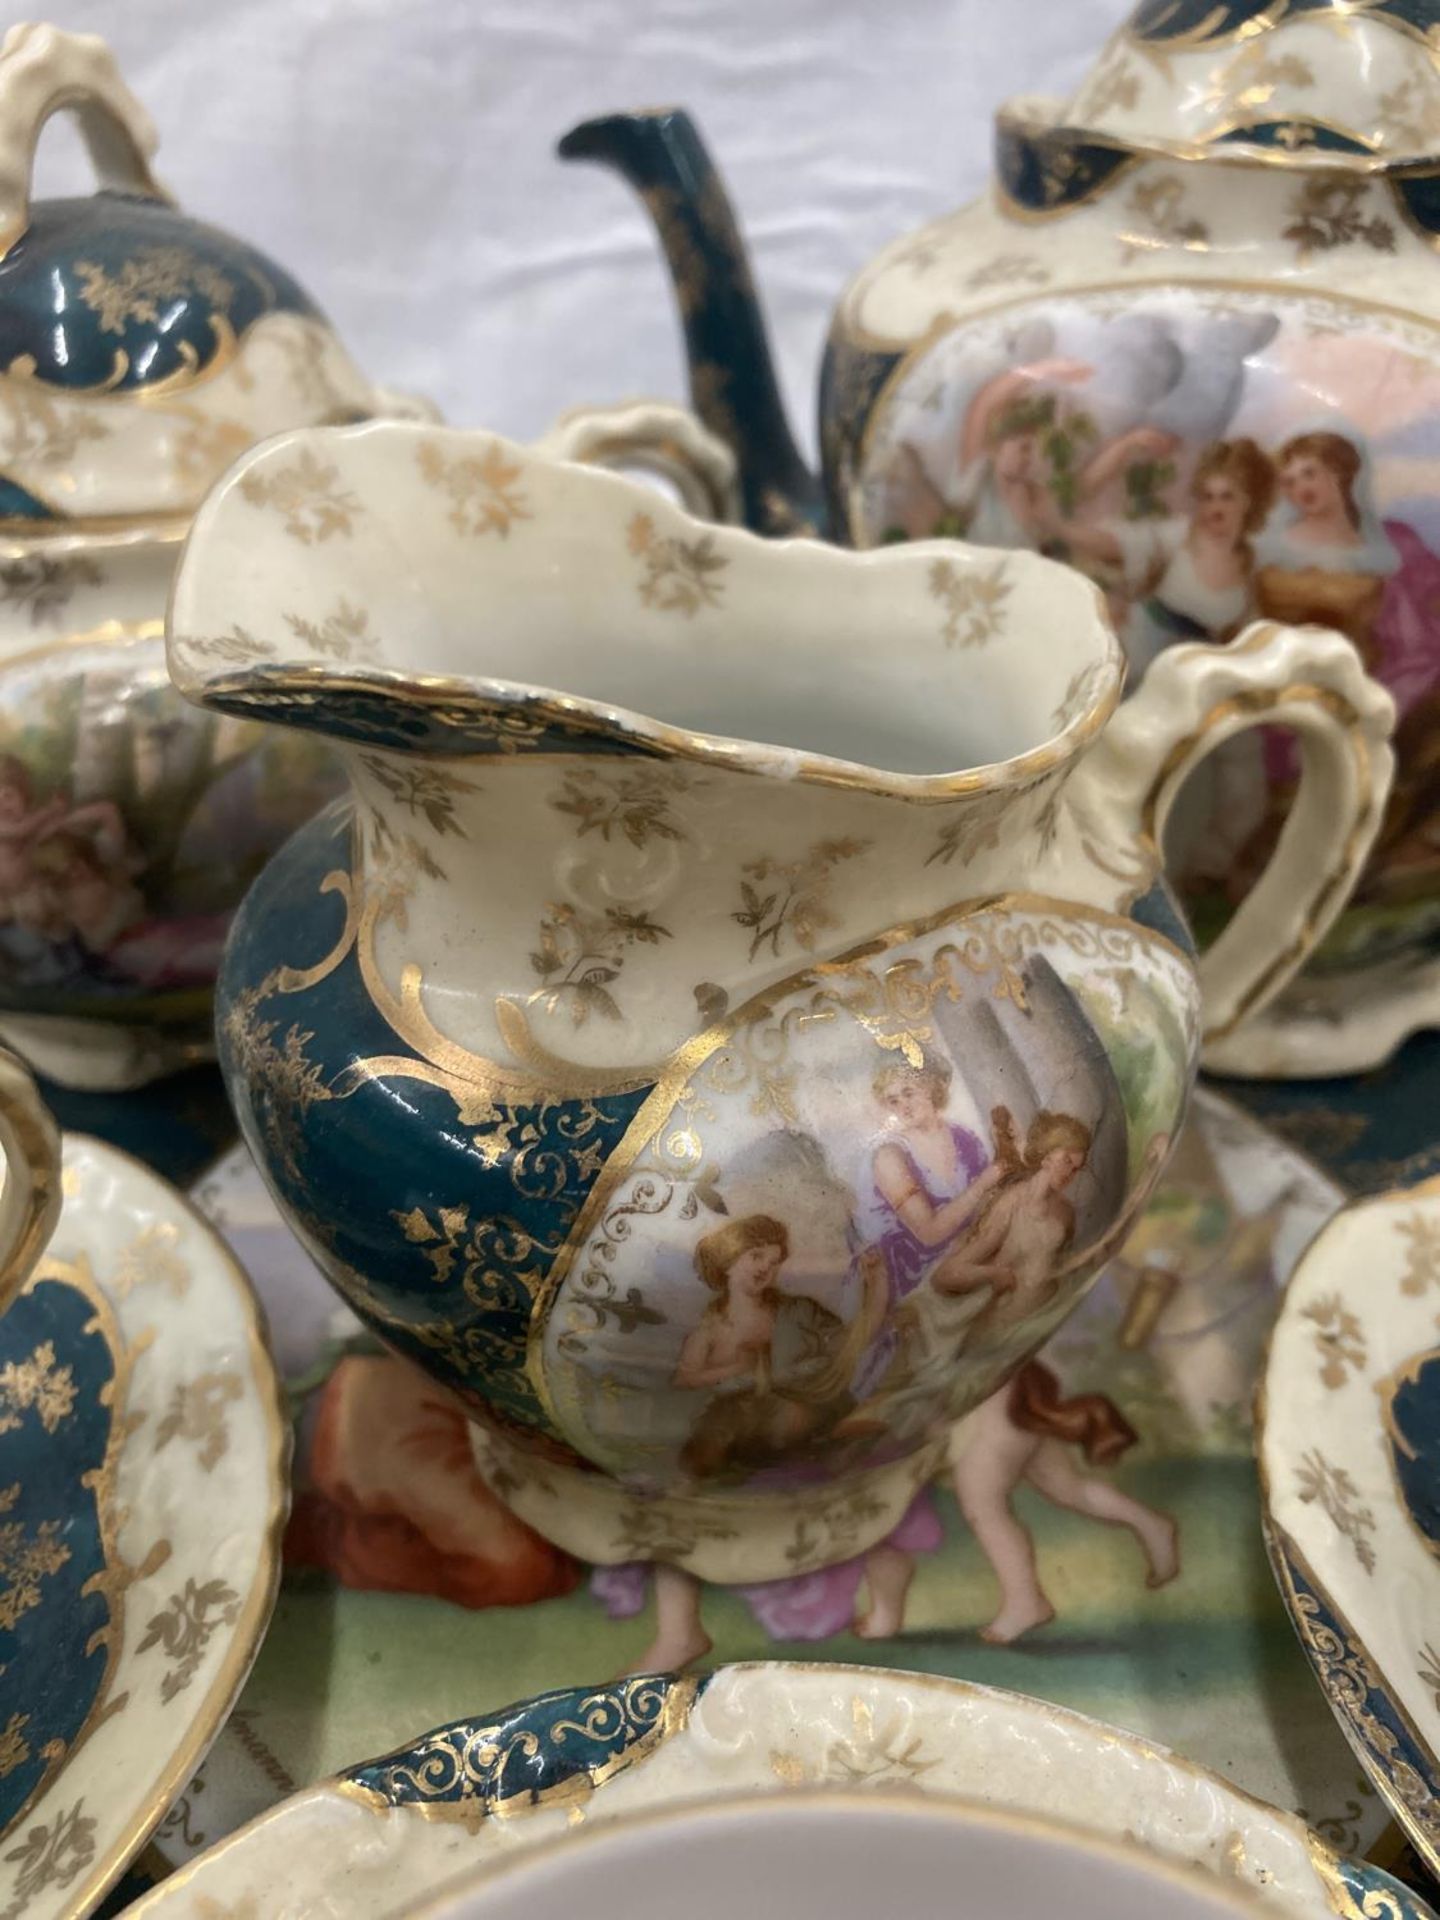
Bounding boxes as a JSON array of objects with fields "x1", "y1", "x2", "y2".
[{"x1": 558, "y1": 108, "x2": 827, "y2": 538}]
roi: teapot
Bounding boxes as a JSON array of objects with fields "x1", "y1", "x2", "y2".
[
  {"x1": 563, "y1": 0, "x2": 1440, "y2": 1075},
  {"x1": 168, "y1": 420, "x2": 1390, "y2": 1582}
]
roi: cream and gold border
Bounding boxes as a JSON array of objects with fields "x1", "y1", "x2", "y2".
[
  {"x1": 126, "y1": 1661, "x2": 1416, "y2": 1920},
  {"x1": 48, "y1": 1138, "x2": 290, "y2": 1920}
]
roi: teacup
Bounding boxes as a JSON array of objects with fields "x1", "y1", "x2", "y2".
[{"x1": 417, "y1": 1792, "x2": 1267, "y2": 1920}]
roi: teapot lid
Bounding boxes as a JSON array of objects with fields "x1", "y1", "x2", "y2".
[
  {"x1": 1063, "y1": 1, "x2": 1440, "y2": 166},
  {"x1": 0, "y1": 23, "x2": 390, "y2": 535}
]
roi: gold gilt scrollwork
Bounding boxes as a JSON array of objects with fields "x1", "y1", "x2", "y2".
[
  {"x1": 1277, "y1": 1533, "x2": 1440, "y2": 1882},
  {"x1": 0, "y1": 1257, "x2": 150, "y2": 1871},
  {"x1": 341, "y1": 1674, "x2": 702, "y2": 1829}
]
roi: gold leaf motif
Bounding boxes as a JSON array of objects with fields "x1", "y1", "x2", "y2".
[
  {"x1": 169, "y1": 406, "x2": 255, "y2": 490},
  {"x1": 416, "y1": 438, "x2": 530, "y2": 537},
  {"x1": 963, "y1": 251, "x2": 1052, "y2": 292},
  {"x1": 238, "y1": 447, "x2": 360, "y2": 543},
  {"x1": 1419, "y1": 1641, "x2": 1440, "y2": 1713},
  {"x1": 153, "y1": 1372, "x2": 244, "y2": 1472},
  {"x1": 824, "y1": 1696, "x2": 940, "y2": 1784},
  {"x1": 1284, "y1": 179, "x2": 1396, "y2": 261},
  {"x1": 926, "y1": 793, "x2": 1010, "y2": 872},
  {"x1": 0, "y1": 1341, "x2": 76, "y2": 1436},
  {"x1": 0, "y1": 556, "x2": 102, "y2": 627},
  {"x1": 359, "y1": 755, "x2": 481, "y2": 839},
  {"x1": 178, "y1": 625, "x2": 276, "y2": 665},
  {"x1": 74, "y1": 247, "x2": 235, "y2": 334},
  {"x1": 628, "y1": 512, "x2": 728, "y2": 615},
  {"x1": 112, "y1": 1221, "x2": 188, "y2": 1301},
  {"x1": 1070, "y1": 44, "x2": 1141, "y2": 121},
  {"x1": 0, "y1": 1712, "x2": 29, "y2": 1780},
  {"x1": 1379, "y1": 74, "x2": 1440, "y2": 151},
  {"x1": 1397, "y1": 1212, "x2": 1440, "y2": 1297},
  {"x1": 1295, "y1": 1449, "x2": 1377, "y2": 1573},
  {"x1": 136, "y1": 1577, "x2": 241, "y2": 1701},
  {"x1": 219, "y1": 981, "x2": 334, "y2": 1184},
  {"x1": 391, "y1": 1203, "x2": 471, "y2": 1283},
  {"x1": 1303, "y1": 1292, "x2": 1368, "y2": 1389},
  {"x1": 732, "y1": 837, "x2": 871, "y2": 962},
  {"x1": 285, "y1": 597, "x2": 382, "y2": 663},
  {"x1": 0, "y1": 368, "x2": 107, "y2": 466},
  {"x1": 927, "y1": 557, "x2": 1012, "y2": 647},
  {"x1": 1119, "y1": 176, "x2": 1210, "y2": 262},
  {"x1": 0, "y1": 1491, "x2": 70, "y2": 1630},
  {"x1": 550, "y1": 765, "x2": 690, "y2": 849},
  {"x1": 1200, "y1": 42, "x2": 1315, "y2": 119},
  {"x1": 529, "y1": 902, "x2": 673, "y2": 1028},
  {"x1": 0, "y1": 1797, "x2": 95, "y2": 1919},
  {"x1": 1052, "y1": 660, "x2": 1112, "y2": 731}
]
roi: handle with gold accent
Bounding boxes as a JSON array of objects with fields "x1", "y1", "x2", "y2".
[
  {"x1": 0, "y1": 1047, "x2": 60, "y2": 1315},
  {"x1": 0, "y1": 24, "x2": 170, "y2": 256},
  {"x1": 1074, "y1": 621, "x2": 1396, "y2": 1050},
  {"x1": 537, "y1": 400, "x2": 742, "y2": 524}
]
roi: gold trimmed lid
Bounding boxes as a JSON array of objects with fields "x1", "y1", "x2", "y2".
[
  {"x1": 1064, "y1": 2, "x2": 1440, "y2": 167},
  {"x1": 0, "y1": 23, "x2": 410, "y2": 536}
]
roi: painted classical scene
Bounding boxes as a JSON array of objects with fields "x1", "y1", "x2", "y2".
[
  {"x1": 187, "y1": 1087, "x2": 1356, "y2": 1830},
  {"x1": 0, "y1": 654, "x2": 337, "y2": 1015},
  {"x1": 541, "y1": 907, "x2": 1193, "y2": 1495},
  {"x1": 860, "y1": 295, "x2": 1440, "y2": 960}
]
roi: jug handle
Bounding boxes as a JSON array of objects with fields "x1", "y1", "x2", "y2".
[
  {"x1": 536, "y1": 401, "x2": 743, "y2": 524},
  {"x1": 0, "y1": 1048, "x2": 61, "y2": 1317},
  {"x1": 0, "y1": 23, "x2": 170, "y2": 259},
  {"x1": 1070, "y1": 621, "x2": 1396, "y2": 1052}
]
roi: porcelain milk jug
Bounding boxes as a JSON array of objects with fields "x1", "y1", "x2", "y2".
[{"x1": 170, "y1": 422, "x2": 1390, "y2": 1582}]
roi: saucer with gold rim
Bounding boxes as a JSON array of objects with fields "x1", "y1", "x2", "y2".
[
  {"x1": 129, "y1": 1663, "x2": 1433, "y2": 1920},
  {"x1": 1261, "y1": 1176, "x2": 1440, "y2": 1881},
  {"x1": 0, "y1": 1133, "x2": 286, "y2": 1920}
]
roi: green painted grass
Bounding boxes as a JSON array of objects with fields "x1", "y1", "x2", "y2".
[{"x1": 233, "y1": 1455, "x2": 1377, "y2": 1846}]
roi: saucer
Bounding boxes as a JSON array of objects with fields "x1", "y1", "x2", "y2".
[
  {"x1": 1260, "y1": 1176, "x2": 1440, "y2": 1878},
  {"x1": 1203, "y1": 950, "x2": 1440, "y2": 1082},
  {"x1": 148, "y1": 1085, "x2": 1382, "y2": 1865},
  {"x1": 0, "y1": 1133, "x2": 286, "y2": 1920},
  {"x1": 129, "y1": 1664, "x2": 1432, "y2": 1920}
]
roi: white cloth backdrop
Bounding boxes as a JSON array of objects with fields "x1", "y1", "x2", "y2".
[{"x1": 29, "y1": 0, "x2": 1125, "y2": 450}]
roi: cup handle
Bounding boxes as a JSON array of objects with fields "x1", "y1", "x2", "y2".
[
  {"x1": 0, "y1": 24, "x2": 170, "y2": 258},
  {"x1": 0, "y1": 1048, "x2": 61, "y2": 1315},
  {"x1": 1073, "y1": 621, "x2": 1396, "y2": 1048},
  {"x1": 536, "y1": 400, "x2": 742, "y2": 524}
]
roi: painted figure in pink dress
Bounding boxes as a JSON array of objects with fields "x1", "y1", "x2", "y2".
[{"x1": 1248, "y1": 429, "x2": 1440, "y2": 895}]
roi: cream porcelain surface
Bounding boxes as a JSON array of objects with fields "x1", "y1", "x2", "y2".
[
  {"x1": 1262, "y1": 1177, "x2": 1440, "y2": 1877},
  {"x1": 0, "y1": 1131, "x2": 286, "y2": 1920},
  {"x1": 128, "y1": 1665, "x2": 1432, "y2": 1920}
]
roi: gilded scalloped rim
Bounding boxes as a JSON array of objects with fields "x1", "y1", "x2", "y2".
[{"x1": 3, "y1": 1134, "x2": 289, "y2": 1920}]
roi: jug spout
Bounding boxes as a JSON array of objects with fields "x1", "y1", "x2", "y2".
[{"x1": 558, "y1": 108, "x2": 826, "y2": 540}]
